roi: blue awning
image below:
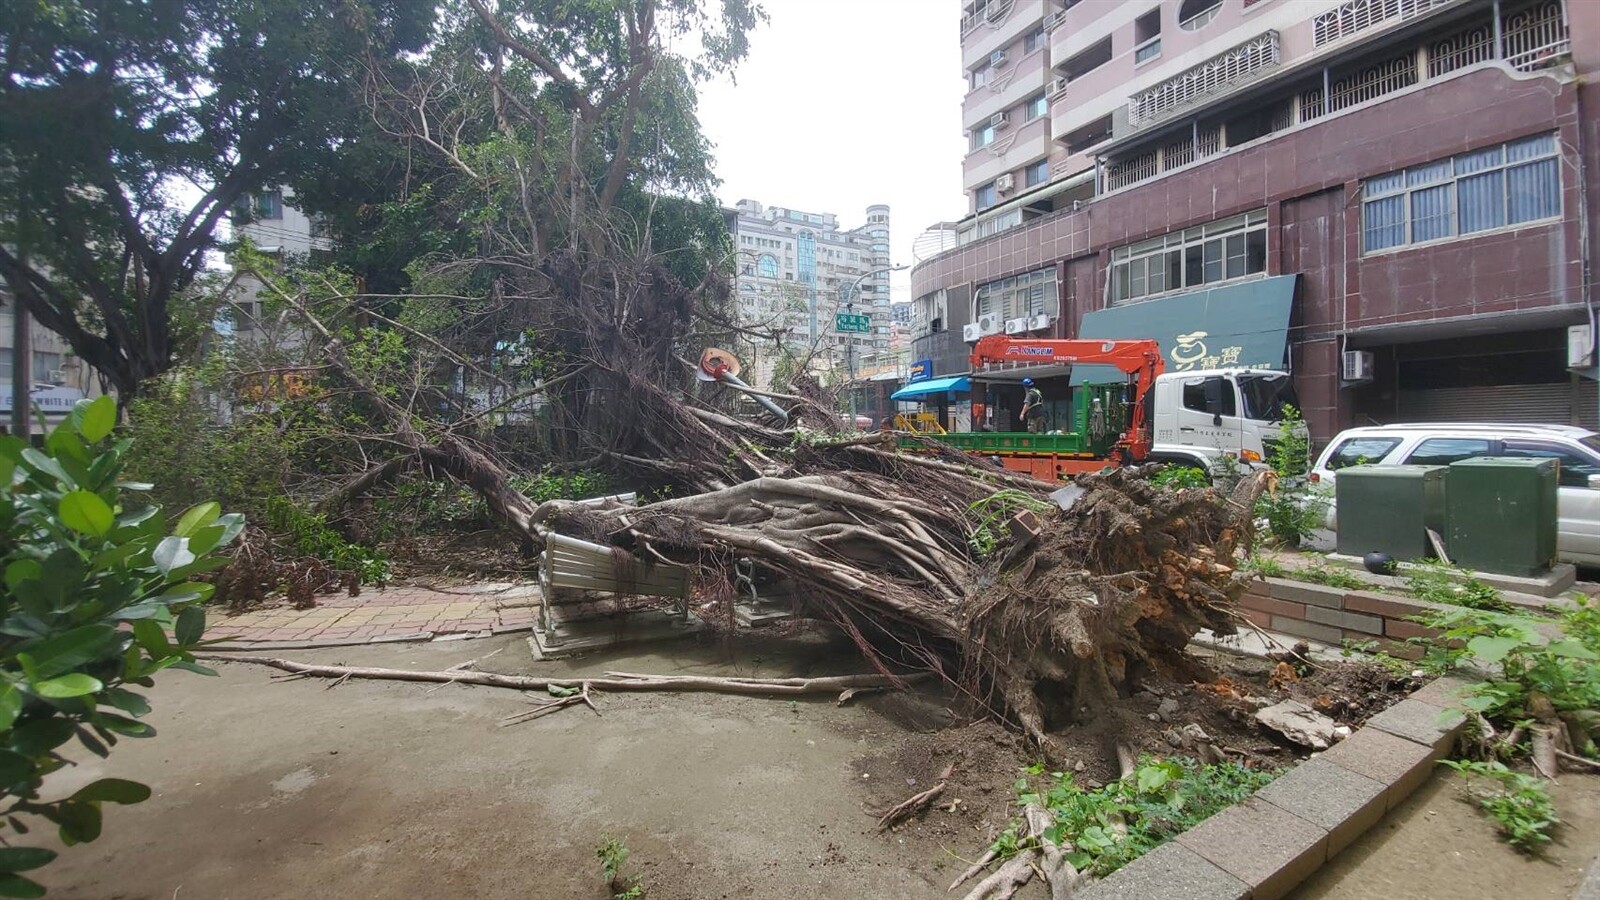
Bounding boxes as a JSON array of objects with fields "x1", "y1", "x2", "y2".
[
  {"x1": 891, "y1": 375, "x2": 970, "y2": 400},
  {"x1": 1071, "y1": 274, "x2": 1298, "y2": 385}
]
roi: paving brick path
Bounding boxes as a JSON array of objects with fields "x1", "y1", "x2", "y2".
[{"x1": 205, "y1": 582, "x2": 539, "y2": 648}]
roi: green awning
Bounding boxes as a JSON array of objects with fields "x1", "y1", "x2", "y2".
[
  {"x1": 891, "y1": 375, "x2": 970, "y2": 400},
  {"x1": 1071, "y1": 275, "x2": 1298, "y2": 385}
]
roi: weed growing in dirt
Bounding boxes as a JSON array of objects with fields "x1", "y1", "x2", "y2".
[
  {"x1": 1440, "y1": 760, "x2": 1559, "y2": 853},
  {"x1": 1418, "y1": 603, "x2": 1600, "y2": 723},
  {"x1": 1254, "y1": 406, "x2": 1328, "y2": 548},
  {"x1": 265, "y1": 496, "x2": 390, "y2": 584},
  {"x1": 1241, "y1": 554, "x2": 1373, "y2": 591},
  {"x1": 596, "y1": 837, "x2": 644, "y2": 899},
  {"x1": 966, "y1": 490, "x2": 1056, "y2": 558},
  {"x1": 999, "y1": 756, "x2": 1277, "y2": 877},
  {"x1": 1405, "y1": 562, "x2": 1512, "y2": 612}
]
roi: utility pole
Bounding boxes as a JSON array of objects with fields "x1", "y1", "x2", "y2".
[{"x1": 10, "y1": 206, "x2": 29, "y2": 440}]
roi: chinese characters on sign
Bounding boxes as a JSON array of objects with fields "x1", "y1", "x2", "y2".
[
  {"x1": 835, "y1": 312, "x2": 871, "y2": 333},
  {"x1": 1169, "y1": 331, "x2": 1246, "y2": 371}
]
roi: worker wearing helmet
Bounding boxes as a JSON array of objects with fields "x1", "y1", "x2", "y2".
[{"x1": 1020, "y1": 377, "x2": 1045, "y2": 433}]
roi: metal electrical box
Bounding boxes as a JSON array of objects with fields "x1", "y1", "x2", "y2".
[
  {"x1": 1446, "y1": 457, "x2": 1558, "y2": 576},
  {"x1": 1336, "y1": 465, "x2": 1447, "y2": 561}
]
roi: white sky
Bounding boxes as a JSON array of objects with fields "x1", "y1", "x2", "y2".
[{"x1": 695, "y1": 0, "x2": 970, "y2": 304}]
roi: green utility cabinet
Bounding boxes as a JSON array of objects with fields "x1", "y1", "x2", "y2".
[
  {"x1": 1336, "y1": 465, "x2": 1447, "y2": 560},
  {"x1": 1446, "y1": 457, "x2": 1558, "y2": 576}
]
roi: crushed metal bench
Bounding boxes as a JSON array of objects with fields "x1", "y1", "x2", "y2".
[{"x1": 535, "y1": 531, "x2": 692, "y2": 647}]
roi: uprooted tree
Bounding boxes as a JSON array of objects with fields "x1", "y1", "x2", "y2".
[{"x1": 142, "y1": 0, "x2": 1271, "y2": 759}]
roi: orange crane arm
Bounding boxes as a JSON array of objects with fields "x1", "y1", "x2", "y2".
[{"x1": 968, "y1": 335, "x2": 1166, "y2": 463}]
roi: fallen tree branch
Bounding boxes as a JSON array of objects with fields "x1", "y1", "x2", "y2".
[
  {"x1": 200, "y1": 655, "x2": 924, "y2": 697},
  {"x1": 875, "y1": 763, "x2": 954, "y2": 831}
]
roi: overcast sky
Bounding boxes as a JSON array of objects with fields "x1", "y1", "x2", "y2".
[{"x1": 695, "y1": 0, "x2": 969, "y2": 304}]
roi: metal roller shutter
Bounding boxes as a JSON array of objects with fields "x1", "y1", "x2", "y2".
[{"x1": 1397, "y1": 382, "x2": 1576, "y2": 425}]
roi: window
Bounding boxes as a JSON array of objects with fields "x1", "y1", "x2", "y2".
[
  {"x1": 1134, "y1": 9, "x2": 1162, "y2": 63},
  {"x1": 1060, "y1": 37, "x2": 1112, "y2": 81},
  {"x1": 970, "y1": 63, "x2": 994, "y2": 90},
  {"x1": 1025, "y1": 93, "x2": 1048, "y2": 121},
  {"x1": 254, "y1": 190, "x2": 283, "y2": 220},
  {"x1": 1109, "y1": 209, "x2": 1268, "y2": 303},
  {"x1": 1362, "y1": 133, "x2": 1561, "y2": 253},
  {"x1": 1181, "y1": 376, "x2": 1237, "y2": 416},
  {"x1": 32, "y1": 352, "x2": 60, "y2": 383},
  {"x1": 1024, "y1": 25, "x2": 1047, "y2": 54},
  {"x1": 970, "y1": 123, "x2": 997, "y2": 150},
  {"x1": 1325, "y1": 437, "x2": 1402, "y2": 470},
  {"x1": 1404, "y1": 438, "x2": 1492, "y2": 467},
  {"x1": 758, "y1": 254, "x2": 778, "y2": 277},
  {"x1": 975, "y1": 268, "x2": 1057, "y2": 321},
  {"x1": 1025, "y1": 159, "x2": 1050, "y2": 188},
  {"x1": 1178, "y1": 0, "x2": 1221, "y2": 30},
  {"x1": 1503, "y1": 442, "x2": 1600, "y2": 488},
  {"x1": 1237, "y1": 373, "x2": 1298, "y2": 421},
  {"x1": 975, "y1": 182, "x2": 998, "y2": 209},
  {"x1": 1063, "y1": 115, "x2": 1113, "y2": 154}
]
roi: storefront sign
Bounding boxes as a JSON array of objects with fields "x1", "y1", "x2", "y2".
[{"x1": 907, "y1": 359, "x2": 933, "y2": 383}]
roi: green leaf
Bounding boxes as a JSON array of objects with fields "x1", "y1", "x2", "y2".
[
  {"x1": 51, "y1": 801, "x2": 101, "y2": 846},
  {"x1": 0, "y1": 686, "x2": 21, "y2": 732},
  {"x1": 151, "y1": 536, "x2": 194, "y2": 575},
  {"x1": 33, "y1": 674, "x2": 102, "y2": 699},
  {"x1": 71, "y1": 777, "x2": 150, "y2": 805},
  {"x1": 130, "y1": 620, "x2": 174, "y2": 657},
  {"x1": 1467, "y1": 635, "x2": 1522, "y2": 664},
  {"x1": 18, "y1": 449, "x2": 72, "y2": 487},
  {"x1": 1136, "y1": 765, "x2": 1172, "y2": 795},
  {"x1": 0, "y1": 848, "x2": 56, "y2": 874},
  {"x1": 0, "y1": 751, "x2": 32, "y2": 788},
  {"x1": 173, "y1": 501, "x2": 220, "y2": 538},
  {"x1": 1546, "y1": 639, "x2": 1598, "y2": 661},
  {"x1": 59, "y1": 491, "x2": 114, "y2": 537},
  {"x1": 0, "y1": 873, "x2": 46, "y2": 898},
  {"x1": 546, "y1": 684, "x2": 578, "y2": 698},
  {"x1": 1, "y1": 561, "x2": 39, "y2": 595},
  {"x1": 8, "y1": 720, "x2": 74, "y2": 756},
  {"x1": 101, "y1": 688, "x2": 151, "y2": 717},
  {"x1": 174, "y1": 607, "x2": 206, "y2": 646},
  {"x1": 77, "y1": 396, "x2": 116, "y2": 443},
  {"x1": 168, "y1": 660, "x2": 218, "y2": 677},
  {"x1": 20, "y1": 624, "x2": 118, "y2": 679}
]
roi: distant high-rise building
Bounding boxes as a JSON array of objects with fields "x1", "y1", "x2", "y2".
[{"x1": 727, "y1": 199, "x2": 891, "y2": 387}]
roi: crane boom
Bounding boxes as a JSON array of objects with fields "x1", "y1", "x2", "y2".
[{"x1": 968, "y1": 335, "x2": 1166, "y2": 463}]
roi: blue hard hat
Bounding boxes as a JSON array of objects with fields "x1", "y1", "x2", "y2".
[{"x1": 1022, "y1": 378, "x2": 1034, "y2": 386}]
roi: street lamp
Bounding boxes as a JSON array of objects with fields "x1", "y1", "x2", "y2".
[{"x1": 841, "y1": 263, "x2": 907, "y2": 423}]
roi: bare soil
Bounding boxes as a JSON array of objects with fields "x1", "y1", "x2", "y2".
[
  {"x1": 29, "y1": 625, "x2": 1421, "y2": 900},
  {"x1": 1292, "y1": 769, "x2": 1600, "y2": 900}
]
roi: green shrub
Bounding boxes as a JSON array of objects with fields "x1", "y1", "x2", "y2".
[
  {"x1": 1440, "y1": 760, "x2": 1559, "y2": 853},
  {"x1": 1418, "y1": 602, "x2": 1600, "y2": 722},
  {"x1": 0, "y1": 397, "x2": 235, "y2": 896},
  {"x1": 1151, "y1": 466, "x2": 1210, "y2": 490},
  {"x1": 1405, "y1": 562, "x2": 1512, "y2": 612},
  {"x1": 264, "y1": 497, "x2": 390, "y2": 584},
  {"x1": 1254, "y1": 406, "x2": 1329, "y2": 548},
  {"x1": 1000, "y1": 756, "x2": 1277, "y2": 877}
]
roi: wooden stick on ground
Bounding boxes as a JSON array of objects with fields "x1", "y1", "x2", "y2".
[
  {"x1": 200, "y1": 655, "x2": 925, "y2": 697},
  {"x1": 875, "y1": 764, "x2": 955, "y2": 831}
]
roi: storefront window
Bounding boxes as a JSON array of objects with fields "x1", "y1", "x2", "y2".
[{"x1": 1109, "y1": 210, "x2": 1267, "y2": 304}]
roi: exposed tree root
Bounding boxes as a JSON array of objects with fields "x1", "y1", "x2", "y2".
[{"x1": 875, "y1": 764, "x2": 954, "y2": 831}]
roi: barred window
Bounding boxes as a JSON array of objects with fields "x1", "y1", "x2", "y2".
[
  {"x1": 1362, "y1": 133, "x2": 1561, "y2": 253},
  {"x1": 975, "y1": 268, "x2": 1057, "y2": 321},
  {"x1": 1108, "y1": 210, "x2": 1268, "y2": 305}
]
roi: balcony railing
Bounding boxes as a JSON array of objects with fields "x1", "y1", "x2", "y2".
[
  {"x1": 1312, "y1": 0, "x2": 1459, "y2": 48},
  {"x1": 960, "y1": 0, "x2": 1013, "y2": 38},
  {"x1": 1129, "y1": 31, "x2": 1280, "y2": 126}
]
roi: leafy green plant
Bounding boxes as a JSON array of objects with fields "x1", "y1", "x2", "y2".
[
  {"x1": 264, "y1": 496, "x2": 390, "y2": 584},
  {"x1": 1151, "y1": 466, "x2": 1209, "y2": 490},
  {"x1": 1405, "y1": 562, "x2": 1512, "y2": 612},
  {"x1": 1239, "y1": 554, "x2": 1288, "y2": 579},
  {"x1": 596, "y1": 837, "x2": 644, "y2": 899},
  {"x1": 0, "y1": 396, "x2": 238, "y2": 896},
  {"x1": 966, "y1": 490, "x2": 1055, "y2": 558},
  {"x1": 1440, "y1": 760, "x2": 1559, "y2": 853},
  {"x1": 1419, "y1": 603, "x2": 1600, "y2": 722},
  {"x1": 1254, "y1": 406, "x2": 1329, "y2": 548},
  {"x1": 998, "y1": 756, "x2": 1277, "y2": 877}
]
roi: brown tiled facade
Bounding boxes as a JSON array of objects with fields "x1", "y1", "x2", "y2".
[{"x1": 916, "y1": 49, "x2": 1600, "y2": 442}]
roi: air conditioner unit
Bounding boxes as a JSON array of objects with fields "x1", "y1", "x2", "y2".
[
  {"x1": 43, "y1": 370, "x2": 65, "y2": 384},
  {"x1": 990, "y1": 49, "x2": 1009, "y2": 68},
  {"x1": 1049, "y1": 76, "x2": 1068, "y2": 96},
  {"x1": 1044, "y1": 9, "x2": 1066, "y2": 30},
  {"x1": 1005, "y1": 317, "x2": 1029, "y2": 335},
  {"x1": 990, "y1": 111, "x2": 1010, "y2": 130},
  {"x1": 1569, "y1": 324, "x2": 1594, "y2": 368},
  {"x1": 962, "y1": 322, "x2": 984, "y2": 342},
  {"x1": 1029, "y1": 314, "x2": 1051, "y2": 331},
  {"x1": 995, "y1": 173, "x2": 1016, "y2": 194},
  {"x1": 1341, "y1": 350, "x2": 1375, "y2": 382},
  {"x1": 977, "y1": 313, "x2": 1002, "y2": 336}
]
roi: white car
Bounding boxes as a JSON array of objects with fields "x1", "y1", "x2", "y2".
[{"x1": 1310, "y1": 423, "x2": 1600, "y2": 567}]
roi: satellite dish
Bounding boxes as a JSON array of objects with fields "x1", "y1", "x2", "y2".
[
  {"x1": 912, "y1": 223, "x2": 961, "y2": 263},
  {"x1": 696, "y1": 346, "x2": 743, "y2": 382}
]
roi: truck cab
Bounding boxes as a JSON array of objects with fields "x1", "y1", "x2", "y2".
[{"x1": 1149, "y1": 368, "x2": 1303, "y2": 468}]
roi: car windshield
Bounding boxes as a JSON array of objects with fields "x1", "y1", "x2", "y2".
[
  {"x1": 1238, "y1": 373, "x2": 1299, "y2": 422},
  {"x1": 1581, "y1": 435, "x2": 1600, "y2": 457}
]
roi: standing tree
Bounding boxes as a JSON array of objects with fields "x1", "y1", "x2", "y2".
[{"x1": 0, "y1": 0, "x2": 435, "y2": 397}]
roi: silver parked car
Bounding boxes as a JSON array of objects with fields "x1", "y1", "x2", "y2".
[{"x1": 1310, "y1": 423, "x2": 1600, "y2": 567}]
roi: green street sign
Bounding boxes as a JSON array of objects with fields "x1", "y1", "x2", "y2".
[{"x1": 835, "y1": 312, "x2": 871, "y2": 333}]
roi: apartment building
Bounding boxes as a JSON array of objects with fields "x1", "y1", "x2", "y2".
[
  {"x1": 228, "y1": 186, "x2": 334, "y2": 334},
  {"x1": 727, "y1": 199, "x2": 892, "y2": 388},
  {"x1": 916, "y1": 0, "x2": 1595, "y2": 442}
]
